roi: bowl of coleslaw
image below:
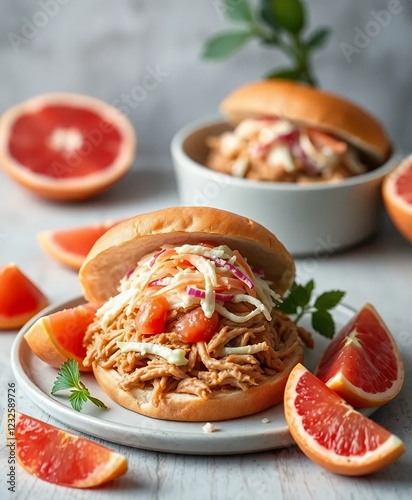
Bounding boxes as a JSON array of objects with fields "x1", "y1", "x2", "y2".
[{"x1": 171, "y1": 117, "x2": 398, "y2": 256}]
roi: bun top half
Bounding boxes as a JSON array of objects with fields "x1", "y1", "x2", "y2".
[
  {"x1": 79, "y1": 206, "x2": 295, "y2": 304},
  {"x1": 220, "y1": 80, "x2": 391, "y2": 164}
]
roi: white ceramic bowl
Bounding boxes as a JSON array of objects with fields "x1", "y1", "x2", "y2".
[{"x1": 171, "y1": 118, "x2": 398, "y2": 256}]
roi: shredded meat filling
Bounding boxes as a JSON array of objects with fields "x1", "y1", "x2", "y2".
[{"x1": 84, "y1": 306, "x2": 311, "y2": 407}]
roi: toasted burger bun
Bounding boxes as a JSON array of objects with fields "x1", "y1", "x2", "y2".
[
  {"x1": 220, "y1": 80, "x2": 391, "y2": 164},
  {"x1": 92, "y1": 344, "x2": 303, "y2": 421},
  {"x1": 81, "y1": 206, "x2": 300, "y2": 421},
  {"x1": 79, "y1": 206, "x2": 295, "y2": 305}
]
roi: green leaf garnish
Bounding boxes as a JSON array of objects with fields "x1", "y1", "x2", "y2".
[
  {"x1": 52, "y1": 359, "x2": 108, "y2": 413},
  {"x1": 305, "y1": 27, "x2": 331, "y2": 50},
  {"x1": 69, "y1": 390, "x2": 89, "y2": 413},
  {"x1": 290, "y1": 281, "x2": 312, "y2": 308},
  {"x1": 202, "y1": 0, "x2": 331, "y2": 86},
  {"x1": 314, "y1": 290, "x2": 346, "y2": 311},
  {"x1": 260, "y1": 0, "x2": 279, "y2": 31},
  {"x1": 202, "y1": 31, "x2": 252, "y2": 59},
  {"x1": 277, "y1": 280, "x2": 345, "y2": 338},
  {"x1": 272, "y1": 0, "x2": 306, "y2": 35},
  {"x1": 88, "y1": 395, "x2": 109, "y2": 408},
  {"x1": 223, "y1": 0, "x2": 254, "y2": 23},
  {"x1": 277, "y1": 294, "x2": 298, "y2": 315},
  {"x1": 311, "y1": 309, "x2": 335, "y2": 339}
]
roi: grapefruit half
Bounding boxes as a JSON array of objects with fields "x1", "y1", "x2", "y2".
[
  {"x1": 24, "y1": 302, "x2": 98, "y2": 371},
  {"x1": 284, "y1": 363, "x2": 405, "y2": 476},
  {"x1": 11, "y1": 413, "x2": 127, "y2": 488},
  {"x1": 315, "y1": 304, "x2": 404, "y2": 408},
  {"x1": 37, "y1": 220, "x2": 121, "y2": 270},
  {"x1": 0, "y1": 263, "x2": 49, "y2": 329},
  {"x1": 0, "y1": 93, "x2": 137, "y2": 201},
  {"x1": 383, "y1": 155, "x2": 412, "y2": 243}
]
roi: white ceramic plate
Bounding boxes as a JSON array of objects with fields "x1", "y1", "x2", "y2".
[{"x1": 10, "y1": 297, "x2": 368, "y2": 455}]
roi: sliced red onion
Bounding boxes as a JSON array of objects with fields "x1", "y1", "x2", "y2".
[
  {"x1": 279, "y1": 129, "x2": 300, "y2": 148},
  {"x1": 209, "y1": 258, "x2": 254, "y2": 290},
  {"x1": 125, "y1": 266, "x2": 136, "y2": 279},
  {"x1": 149, "y1": 277, "x2": 171, "y2": 287},
  {"x1": 250, "y1": 130, "x2": 299, "y2": 160},
  {"x1": 215, "y1": 292, "x2": 235, "y2": 302},
  {"x1": 149, "y1": 249, "x2": 166, "y2": 267},
  {"x1": 186, "y1": 286, "x2": 234, "y2": 302},
  {"x1": 186, "y1": 286, "x2": 205, "y2": 299},
  {"x1": 251, "y1": 128, "x2": 321, "y2": 174},
  {"x1": 292, "y1": 137, "x2": 321, "y2": 174},
  {"x1": 251, "y1": 267, "x2": 265, "y2": 278},
  {"x1": 216, "y1": 292, "x2": 235, "y2": 302}
]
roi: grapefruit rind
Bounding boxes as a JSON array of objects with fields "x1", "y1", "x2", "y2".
[
  {"x1": 24, "y1": 306, "x2": 93, "y2": 372},
  {"x1": 0, "y1": 307, "x2": 48, "y2": 330},
  {"x1": 0, "y1": 93, "x2": 137, "y2": 201},
  {"x1": 316, "y1": 303, "x2": 404, "y2": 408},
  {"x1": 37, "y1": 231, "x2": 84, "y2": 269},
  {"x1": 383, "y1": 158, "x2": 412, "y2": 212},
  {"x1": 284, "y1": 364, "x2": 405, "y2": 476},
  {"x1": 13, "y1": 413, "x2": 128, "y2": 488},
  {"x1": 71, "y1": 452, "x2": 128, "y2": 488},
  {"x1": 326, "y1": 371, "x2": 402, "y2": 408},
  {"x1": 382, "y1": 156, "x2": 412, "y2": 242},
  {"x1": 36, "y1": 220, "x2": 119, "y2": 270}
]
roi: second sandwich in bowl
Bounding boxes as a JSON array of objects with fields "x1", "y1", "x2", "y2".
[
  {"x1": 80, "y1": 207, "x2": 310, "y2": 422},
  {"x1": 206, "y1": 80, "x2": 391, "y2": 183},
  {"x1": 171, "y1": 80, "x2": 397, "y2": 255}
]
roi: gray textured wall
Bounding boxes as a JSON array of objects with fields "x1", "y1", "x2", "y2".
[{"x1": 1, "y1": 0, "x2": 411, "y2": 165}]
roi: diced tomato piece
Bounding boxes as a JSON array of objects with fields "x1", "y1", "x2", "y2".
[
  {"x1": 135, "y1": 296, "x2": 169, "y2": 335},
  {"x1": 175, "y1": 307, "x2": 219, "y2": 343},
  {"x1": 307, "y1": 129, "x2": 347, "y2": 154},
  {"x1": 175, "y1": 258, "x2": 194, "y2": 270}
]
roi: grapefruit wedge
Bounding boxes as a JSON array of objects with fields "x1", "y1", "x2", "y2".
[
  {"x1": 315, "y1": 304, "x2": 404, "y2": 408},
  {"x1": 284, "y1": 364, "x2": 405, "y2": 476},
  {"x1": 11, "y1": 413, "x2": 127, "y2": 488},
  {"x1": 0, "y1": 263, "x2": 49, "y2": 329},
  {"x1": 37, "y1": 220, "x2": 121, "y2": 270},
  {"x1": 24, "y1": 302, "x2": 98, "y2": 371},
  {"x1": 0, "y1": 93, "x2": 137, "y2": 201},
  {"x1": 383, "y1": 155, "x2": 412, "y2": 243}
]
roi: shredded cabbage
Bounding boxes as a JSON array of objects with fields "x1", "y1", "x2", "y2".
[
  {"x1": 97, "y1": 242, "x2": 279, "y2": 326},
  {"x1": 220, "y1": 342, "x2": 268, "y2": 356},
  {"x1": 117, "y1": 341, "x2": 188, "y2": 366}
]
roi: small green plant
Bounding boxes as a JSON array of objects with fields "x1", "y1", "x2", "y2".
[
  {"x1": 202, "y1": 0, "x2": 331, "y2": 86},
  {"x1": 52, "y1": 358, "x2": 108, "y2": 412},
  {"x1": 277, "y1": 280, "x2": 345, "y2": 338}
]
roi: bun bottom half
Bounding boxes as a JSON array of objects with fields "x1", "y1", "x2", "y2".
[{"x1": 92, "y1": 344, "x2": 303, "y2": 422}]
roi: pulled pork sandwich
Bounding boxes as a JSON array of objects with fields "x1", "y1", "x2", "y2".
[
  {"x1": 81, "y1": 207, "x2": 310, "y2": 421},
  {"x1": 206, "y1": 80, "x2": 391, "y2": 183}
]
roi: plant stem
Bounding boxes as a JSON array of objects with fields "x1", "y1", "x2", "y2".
[
  {"x1": 256, "y1": 26, "x2": 318, "y2": 86},
  {"x1": 290, "y1": 33, "x2": 318, "y2": 86},
  {"x1": 294, "y1": 306, "x2": 317, "y2": 325},
  {"x1": 294, "y1": 309, "x2": 306, "y2": 325}
]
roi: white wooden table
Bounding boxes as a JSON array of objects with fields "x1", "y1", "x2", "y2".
[{"x1": 0, "y1": 165, "x2": 411, "y2": 500}]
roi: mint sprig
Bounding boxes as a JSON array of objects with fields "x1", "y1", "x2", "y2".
[
  {"x1": 51, "y1": 358, "x2": 108, "y2": 412},
  {"x1": 277, "y1": 280, "x2": 345, "y2": 338},
  {"x1": 202, "y1": 0, "x2": 331, "y2": 86}
]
